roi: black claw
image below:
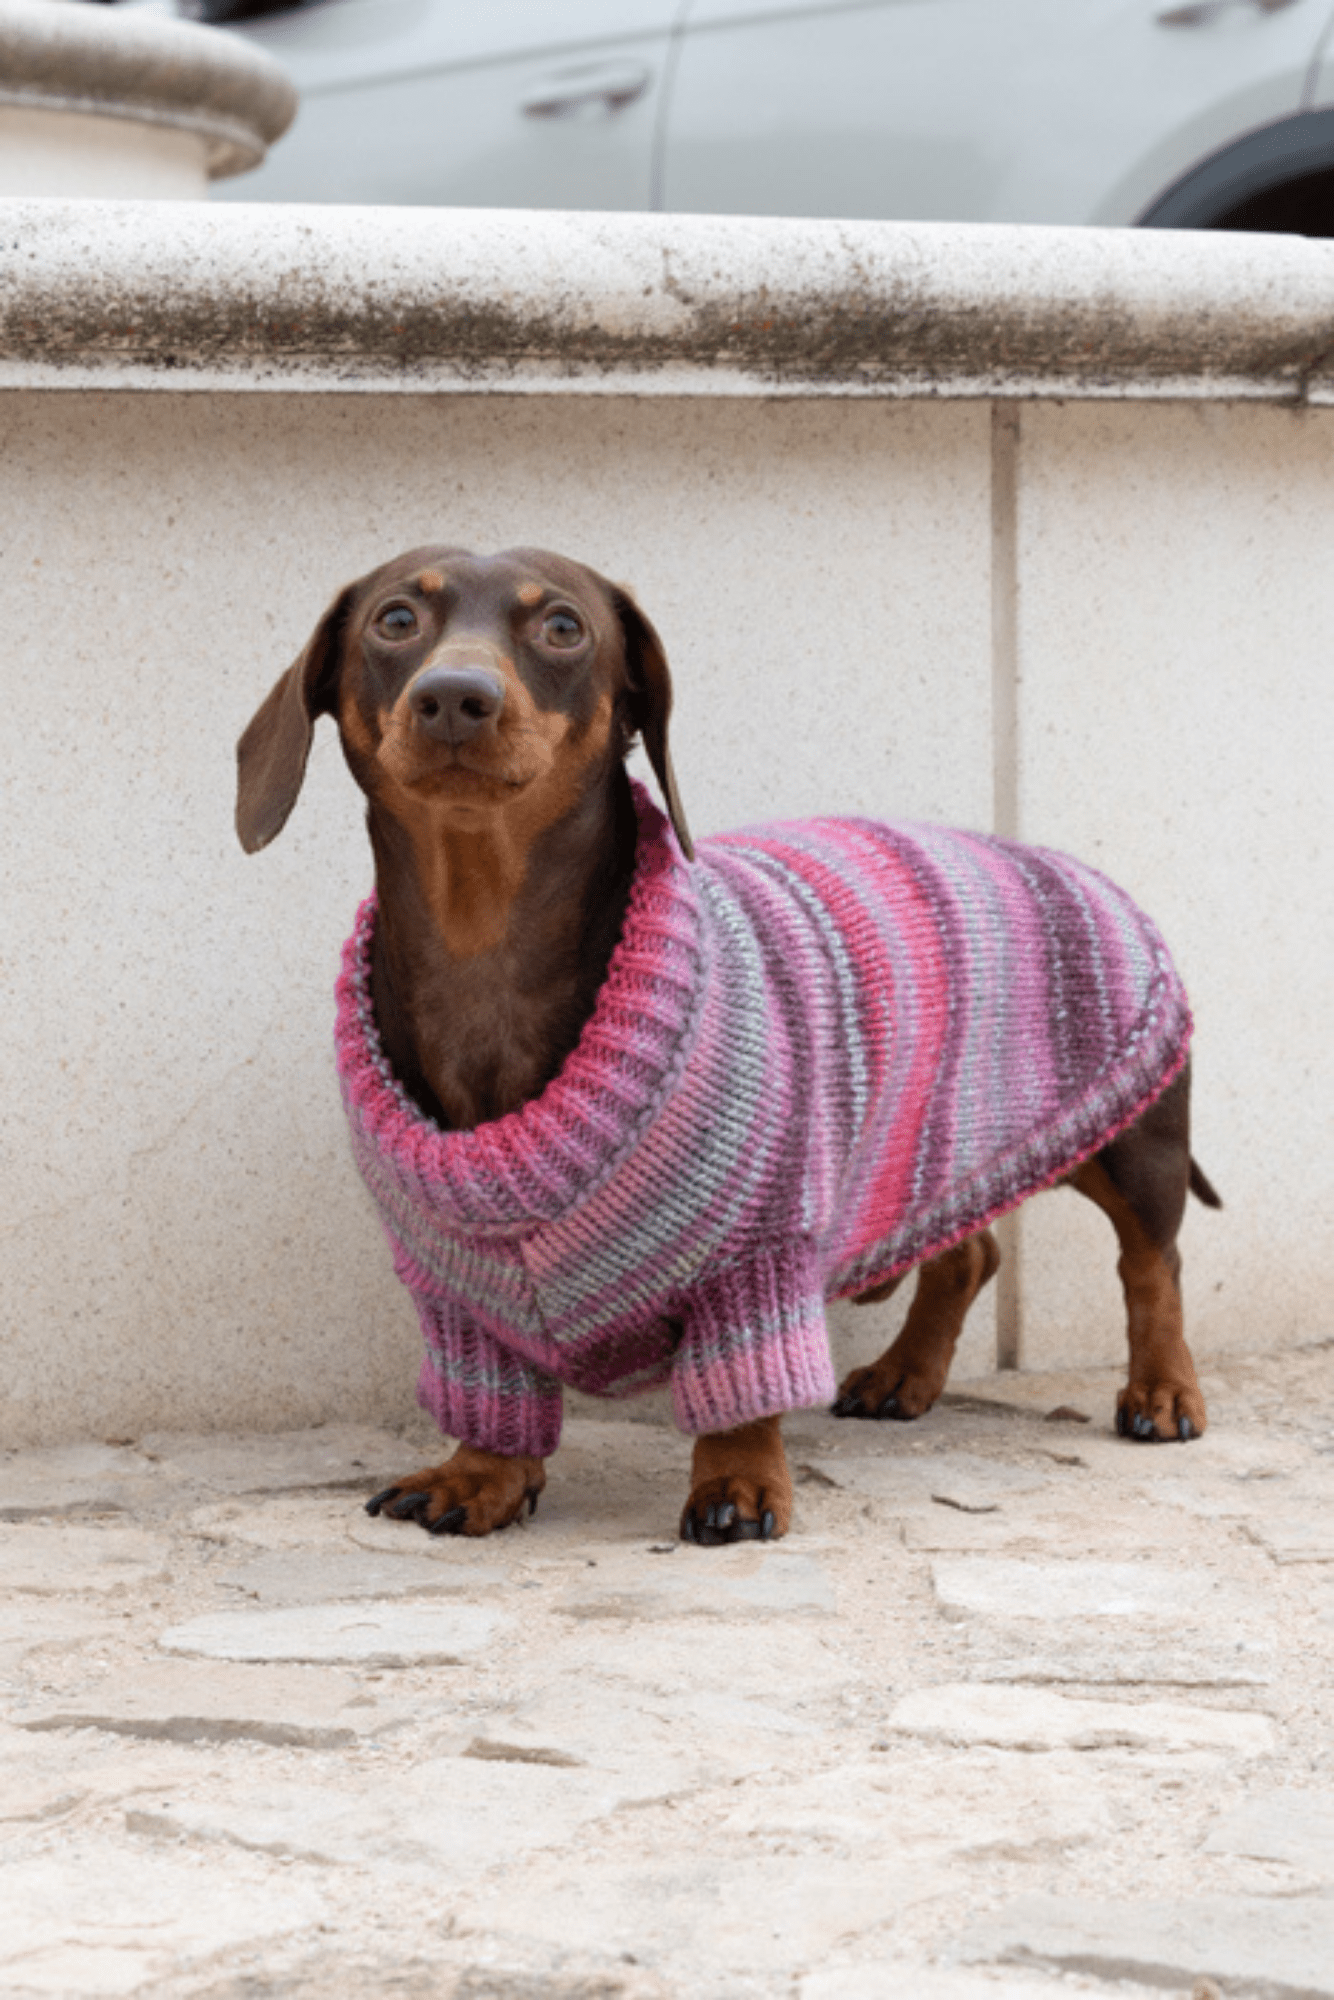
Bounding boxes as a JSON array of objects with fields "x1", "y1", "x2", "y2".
[
  {"x1": 387, "y1": 1491, "x2": 432, "y2": 1520},
  {"x1": 681, "y1": 1513, "x2": 699, "y2": 1544},
  {"x1": 1116, "y1": 1405, "x2": 1130, "y2": 1437},
  {"x1": 1131, "y1": 1413, "x2": 1159, "y2": 1443},
  {"x1": 365, "y1": 1485, "x2": 402, "y2": 1517},
  {"x1": 427, "y1": 1503, "x2": 467, "y2": 1537},
  {"x1": 760, "y1": 1509, "x2": 776, "y2": 1540},
  {"x1": 830, "y1": 1392, "x2": 860, "y2": 1418},
  {"x1": 706, "y1": 1502, "x2": 737, "y2": 1533},
  {"x1": 1178, "y1": 1416, "x2": 1197, "y2": 1442},
  {"x1": 876, "y1": 1391, "x2": 915, "y2": 1422},
  {"x1": 527, "y1": 1488, "x2": 539, "y2": 1516}
]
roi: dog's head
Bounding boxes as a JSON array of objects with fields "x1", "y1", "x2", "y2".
[{"x1": 234, "y1": 546, "x2": 692, "y2": 860}]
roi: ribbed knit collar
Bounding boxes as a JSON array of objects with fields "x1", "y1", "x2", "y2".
[{"x1": 335, "y1": 781, "x2": 706, "y2": 1231}]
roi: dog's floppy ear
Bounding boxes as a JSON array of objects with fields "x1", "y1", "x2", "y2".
[
  {"x1": 612, "y1": 586, "x2": 694, "y2": 862},
  {"x1": 235, "y1": 586, "x2": 354, "y2": 854}
]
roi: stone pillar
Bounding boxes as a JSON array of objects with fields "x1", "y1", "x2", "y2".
[{"x1": 0, "y1": 0, "x2": 295, "y2": 197}]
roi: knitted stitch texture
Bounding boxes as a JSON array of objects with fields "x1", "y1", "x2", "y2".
[{"x1": 335, "y1": 784, "x2": 1192, "y2": 1456}]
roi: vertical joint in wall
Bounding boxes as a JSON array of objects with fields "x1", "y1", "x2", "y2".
[{"x1": 991, "y1": 400, "x2": 1023, "y2": 1369}]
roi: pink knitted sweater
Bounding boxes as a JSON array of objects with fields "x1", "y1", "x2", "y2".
[{"x1": 335, "y1": 785, "x2": 1191, "y2": 1455}]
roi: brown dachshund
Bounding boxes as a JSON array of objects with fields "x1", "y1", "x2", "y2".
[{"x1": 236, "y1": 546, "x2": 1219, "y2": 1546}]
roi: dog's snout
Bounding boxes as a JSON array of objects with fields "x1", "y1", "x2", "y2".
[{"x1": 408, "y1": 665, "x2": 506, "y2": 745}]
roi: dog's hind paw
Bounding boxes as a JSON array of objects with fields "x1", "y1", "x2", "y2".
[
  {"x1": 831, "y1": 1360, "x2": 937, "y2": 1423},
  {"x1": 1115, "y1": 1372, "x2": 1207, "y2": 1444}
]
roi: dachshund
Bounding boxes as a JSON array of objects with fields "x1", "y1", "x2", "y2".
[{"x1": 236, "y1": 546, "x2": 1218, "y2": 1545}]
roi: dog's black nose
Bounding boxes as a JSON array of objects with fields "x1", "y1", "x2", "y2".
[{"x1": 407, "y1": 665, "x2": 505, "y2": 745}]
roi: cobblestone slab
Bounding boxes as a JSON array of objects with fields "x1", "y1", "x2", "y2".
[
  {"x1": 932, "y1": 1556, "x2": 1248, "y2": 1622},
  {"x1": 0, "y1": 1443, "x2": 161, "y2": 1521},
  {"x1": 799, "y1": 1971, "x2": 1156, "y2": 1999},
  {"x1": 13, "y1": 1660, "x2": 409, "y2": 1749},
  {"x1": 1204, "y1": 1788, "x2": 1334, "y2": 1874},
  {"x1": 1243, "y1": 1514, "x2": 1334, "y2": 1562},
  {"x1": 0, "y1": 1522, "x2": 171, "y2": 1594},
  {"x1": 159, "y1": 1599, "x2": 499, "y2": 1665},
  {"x1": 126, "y1": 1753, "x2": 681, "y2": 1874},
  {"x1": 0, "y1": 1838, "x2": 329, "y2": 1995},
  {"x1": 138, "y1": 1426, "x2": 407, "y2": 1495},
  {"x1": 554, "y1": 1547, "x2": 835, "y2": 1619},
  {"x1": 218, "y1": 1547, "x2": 508, "y2": 1605},
  {"x1": 886, "y1": 1682, "x2": 1276, "y2": 1755},
  {"x1": 962, "y1": 1891, "x2": 1334, "y2": 1994},
  {"x1": 451, "y1": 1854, "x2": 948, "y2": 1980}
]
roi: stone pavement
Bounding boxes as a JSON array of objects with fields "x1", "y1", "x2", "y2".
[{"x1": 3, "y1": 1347, "x2": 1334, "y2": 1999}]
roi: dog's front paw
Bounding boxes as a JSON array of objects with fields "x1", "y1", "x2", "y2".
[
  {"x1": 365, "y1": 1444, "x2": 546, "y2": 1536},
  {"x1": 680, "y1": 1475, "x2": 790, "y2": 1545},
  {"x1": 681, "y1": 1417, "x2": 793, "y2": 1546},
  {"x1": 1116, "y1": 1370, "x2": 1208, "y2": 1444}
]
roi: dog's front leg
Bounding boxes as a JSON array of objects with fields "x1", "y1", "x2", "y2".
[
  {"x1": 681, "y1": 1416, "x2": 793, "y2": 1545},
  {"x1": 366, "y1": 1444, "x2": 546, "y2": 1537}
]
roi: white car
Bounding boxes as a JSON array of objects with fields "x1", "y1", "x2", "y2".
[{"x1": 123, "y1": 0, "x2": 1334, "y2": 230}]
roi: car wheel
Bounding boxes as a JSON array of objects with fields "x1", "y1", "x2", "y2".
[{"x1": 1140, "y1": 105, "x2": 1334, "y2": 237}]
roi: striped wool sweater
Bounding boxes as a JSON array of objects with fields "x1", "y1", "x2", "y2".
[{"x1": 335, "y1": 783, "x2": 1192, "y2": 1457}]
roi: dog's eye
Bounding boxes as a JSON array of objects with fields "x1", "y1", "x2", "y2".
[
  {"x1": 375, "y1": 604, "x2": 419, "y2": 639},
  {"x1": 541, "y1": 609, "x2": 586, "y2": 650}
]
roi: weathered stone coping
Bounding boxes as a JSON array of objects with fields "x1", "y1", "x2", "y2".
[
  {"x1": 0, "y1": 0, "x2": 295, "y2": 179},
  {"x1": 2, "y1": 198, "x2": 1334, "y2": 400}
]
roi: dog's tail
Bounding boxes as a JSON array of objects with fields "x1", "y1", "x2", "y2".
[{"x1": 1189, "y1": 1158, "x2": 1223, "y2": 1209}]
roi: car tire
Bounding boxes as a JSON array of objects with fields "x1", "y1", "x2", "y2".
[{"x1": 1140, "y1": 105, "x2": 1334, "y2": 236}]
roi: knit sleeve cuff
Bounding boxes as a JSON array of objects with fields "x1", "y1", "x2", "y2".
[
  {"x1": 670, "y1": 1241, "x2": 836, "y2": 1436},
  {"x1": 413, "y1": 1298, "x2": 563, "y2": 1459}
]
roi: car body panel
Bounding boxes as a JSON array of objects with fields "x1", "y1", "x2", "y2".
[
  {"x1": 212, "y1": 0, "x2": 682, "y2": 209},
  {"x1": 664, "y1": 0, "x2": 1333, "y2": 224},
  {"x1": 149, "y1": 0, "x2": 1334, "y2": 225}
]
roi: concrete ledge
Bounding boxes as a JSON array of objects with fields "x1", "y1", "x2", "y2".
[
  {"x1": 2, "y1": 200, "x2": 1334, "y2": 397},
  {"x1": 0, "y1": 0, "x2": 295, "y2": 179}
]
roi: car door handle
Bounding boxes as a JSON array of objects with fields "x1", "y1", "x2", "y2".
[
  {"x1": 520, "y1": 63, "x2": 653, "y2": 119},
  {"x1": 1157, "y1": 0, "x2": 1298, "y2": 24}
]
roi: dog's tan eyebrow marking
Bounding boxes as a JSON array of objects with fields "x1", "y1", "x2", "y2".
[
  {"x1": 416, "y1": 569, "x2": 445, "y2": 594},
  {"x1": 516, "y1": 581, "x2": 544, "y2": 608}
]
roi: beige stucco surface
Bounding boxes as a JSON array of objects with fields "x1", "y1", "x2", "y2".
[
  {"x1": 1010, "y1": 401, "x2": 1334, "y2": 1371},
  {"x1": 0, "y1": 389, "x2": 995, "y2": 1443}
]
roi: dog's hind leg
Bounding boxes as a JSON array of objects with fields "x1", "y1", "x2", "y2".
[
  {"x1": 1071, "y1": 1065, "x2": 1208, "y2": 1443},
  {"x1": 831, "y1": 1230, "x2": 1001, "y2": 1422}
]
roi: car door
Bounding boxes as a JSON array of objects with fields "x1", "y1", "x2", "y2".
[
  {"x1": 661, "y1": 0, "x2": 1334, "y2": 226},
  {"x1": 212, "y1": 0, "x2": 684, "y2": 209}
]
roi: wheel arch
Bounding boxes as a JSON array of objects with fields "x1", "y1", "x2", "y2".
[{"x1": 1139, "y1": 104, "x2": 1334, "y2": 228}]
